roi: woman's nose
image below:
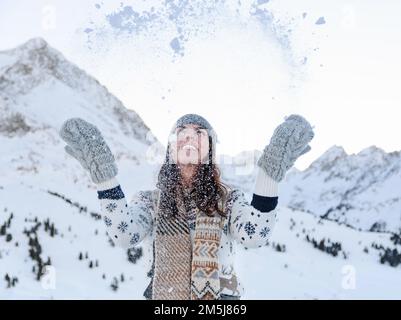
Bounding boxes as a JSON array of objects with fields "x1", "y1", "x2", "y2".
[{"x1": 180, "y1": 129, "x2": 195, "y2": 141}]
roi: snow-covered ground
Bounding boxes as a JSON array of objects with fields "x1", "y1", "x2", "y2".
[
  {"x1": 2, "y1": 179, "x2": 400, "y2": 299},
  {"x1": 222, "y1": 151, "x2": 401, "y2": 299},
  {"x1": 1, "y1": 38, "x2": 400, "y2": 300},
  {"x1": 236, "y1": 206, "x2": 401, "y2": 299}
]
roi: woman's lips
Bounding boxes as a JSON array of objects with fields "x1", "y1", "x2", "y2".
[{"x1": 180, "y1": 144, "x2": 198, "y2": 151}]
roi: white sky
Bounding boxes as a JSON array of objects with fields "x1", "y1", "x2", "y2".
[{"x1": 1, "y1": 0, "x2": 400, "y2": 170}]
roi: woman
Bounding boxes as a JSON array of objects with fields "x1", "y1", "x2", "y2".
[{"x1": 59, "y1": 113, "x2": 314, "y2": 300}]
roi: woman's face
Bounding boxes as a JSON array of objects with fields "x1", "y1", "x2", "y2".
[{"x1": 169, "y1": 124, "x2": 210, "y2": 165}]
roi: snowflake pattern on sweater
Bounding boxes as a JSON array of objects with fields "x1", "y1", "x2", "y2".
[{"x1": 96, "y1": 176, "x2": 278, "y2": 298}]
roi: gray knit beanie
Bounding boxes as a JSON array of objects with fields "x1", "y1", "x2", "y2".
[
  {"x1": 168, "y1": 113, "x2": 218, "y2": 163},
  {"x1": 169, "y1": 114, "x2": 218, "y2": 142}
]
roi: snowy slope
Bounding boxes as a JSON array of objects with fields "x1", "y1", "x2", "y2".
[
  {"x1": 279, "y1": 146, "x2": 401, "y2": 234},
  {"x1": 218, "y1": 148, "x2": 401, "y2": 298},
  {"x1": 220, "y1": 146, "x2": 401, "y2": 234},
  {"x1": 0, "y1": 38, "x2": 164, "y2": 299},
  {"x1": 218, "y1": 150, "x2": 262, "y2": 191},
  {"x1": 3, "y1": 188, "x2": 401, "y2": 299},
  {"x1": 236, "y1": 205, "x2": 401, "y2": 299}
]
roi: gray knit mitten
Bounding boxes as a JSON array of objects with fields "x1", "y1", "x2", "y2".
[
  {"x1": 59, "y1": 118, "x2": 118, "y2": 184},
  {"x1": 257, "y1": 114, "x2": 314, "y2": 182}
]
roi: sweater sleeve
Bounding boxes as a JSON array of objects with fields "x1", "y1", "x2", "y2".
[
  {"x1": 96, "y1": 177, "x2": 154, "y2": 249},
  {"x1": 227, "y1": 168, "x2": 279, "y2": 249},
  {"x1": 251, "y1": 167, "x2": 279, "y2": 212}
]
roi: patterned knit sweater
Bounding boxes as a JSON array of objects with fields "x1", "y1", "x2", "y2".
[{"x1": 96, "y1": 167, "x2": 279, "y2": 299}]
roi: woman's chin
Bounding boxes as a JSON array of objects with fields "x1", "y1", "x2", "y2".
[
  {"x1": 175, "y1": 150, "x2": 200, "y2": 165},
  {"x1": 177, "y1": 157, "x2": 200, "y2": 165}
]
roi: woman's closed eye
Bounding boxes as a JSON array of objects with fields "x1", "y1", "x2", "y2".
[{"x1": 196, "y1": 128, "x2": 207, "y2": 136}]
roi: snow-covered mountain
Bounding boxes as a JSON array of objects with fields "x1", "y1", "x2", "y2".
[
  {"x1": 0, "y1": 37, "x2": 165, "y2": 187},
  {"x1": 0, "y1": 38, "x2": 164, "y2": 298},
  {"x1": 279, "y1": 146, "x2": 401, "y2": 234},
  {"x1": 219, "y1": 149, "x2": 262, "y2": 191},
  {"x1": 0, "y1": 37, "x2": 160, "y2": 144},
  {"x1": 220, "y1": 145, "x2": 401, "y2": 235}
]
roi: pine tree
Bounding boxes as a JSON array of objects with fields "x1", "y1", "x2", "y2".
[
  {"x1": 12, "y1": 277, "x2": 18, "y2": 287},
  {"x1": 0, "y1": 224, "x2": 6, "y2": 236},
  {"x1": 4, "y1": 273, "x2": 10, "y2": 288},
  {"x1": 110, "y1": 277, "x2": 119, "y2": 291},
  {"x1": 50, "y1": 224, "x2": 55, "y2": 237},
  {"x1": 6, "y1": 213, "x2": 13, "y2": 227}
]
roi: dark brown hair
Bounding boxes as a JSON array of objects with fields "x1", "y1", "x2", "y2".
[{"x1": 156, "y1": 136, "x2": 229, "y2": 218}]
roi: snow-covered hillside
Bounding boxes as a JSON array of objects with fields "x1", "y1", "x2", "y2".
[
  {"x1": 237, "y1": 205, "x2": 401, "y2": 299},
  {"x1": 220, "y1": 145, "x2": 401, "y2": 235},
  {"x1": 219, "y1": 149, "x2": 401, "y2": 299},
  {"x1": 0, "y1": 38, "x2": 164, "y2": 298},
  {"x1": 280, "y1": 146, "x2": 401, "y2": 234}
]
